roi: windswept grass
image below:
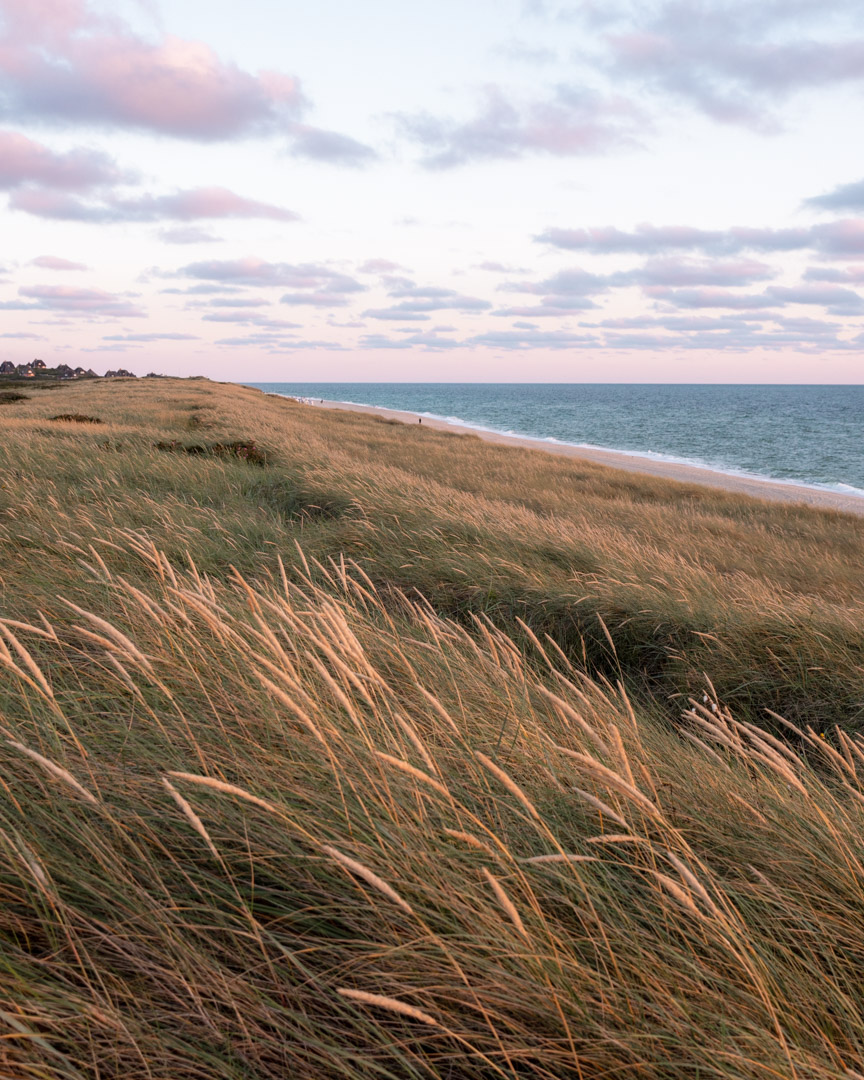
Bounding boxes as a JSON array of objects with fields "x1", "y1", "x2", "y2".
[{"x1": 0, "y1": 377, "x2": 863, "y2": 1077}]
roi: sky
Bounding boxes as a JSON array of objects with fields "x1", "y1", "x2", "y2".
[{"x1": 2, "y1": 0, "x2": 864, "y2": 381}]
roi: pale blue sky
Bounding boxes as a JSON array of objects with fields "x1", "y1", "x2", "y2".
[{"x1": 2, "y1": 0, "x2": 864, "y2": 379}]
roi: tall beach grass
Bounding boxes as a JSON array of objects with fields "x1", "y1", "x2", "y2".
[{"x1": 0, "y1": 377, "x2": 862, "y2": 1077}]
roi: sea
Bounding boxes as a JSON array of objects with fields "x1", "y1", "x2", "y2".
[{"x1": 247, "y1": 384, "x2": 864, "y2": 499}]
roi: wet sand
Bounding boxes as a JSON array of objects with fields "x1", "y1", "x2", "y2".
[{"x1": 301, "y1": 397, "x2": 864, "y2": 516}]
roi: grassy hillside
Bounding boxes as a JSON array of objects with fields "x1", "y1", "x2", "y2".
[{"x1": 1, "y1": 377, "x2": 863, "y2": 1078}]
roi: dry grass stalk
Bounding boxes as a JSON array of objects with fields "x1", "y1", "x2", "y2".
[
  {"x1": 728, "y1": 791, "x2": 770, "y2": 826},
  {"x1": 102, "y1": 652, "x2": 147, "y2": 703},
  {"x1": 336, "y1": 988, "x2": 439, "y2": 1027},
  {"x1": 254, "y1": 671, "x2": 328, "y2": 746},
  {"x1": 373, "y1": 751, "x2": 452, "y2": 799},
  {"x1": 321, "y1": 845, "x2": 414, "y2": 914},
  {"x1": 393, "y1": 712, "x2": 439, "y2": 775},
  {"x1": 684, "y1": 710, "x2": 740, "y2": 752},
  {"x1": 807, "y1": 725, "x2": 856, "y2": 777},
  {"x1": 840, "y1": 731, "x2": 864, "y2": 772},
  {"x1": 483, "y1": 868, "x2": 529, "y2": 940},
  {"x1": 572, "y1": 787, "x2": 631, "y2": 830},
  {"x1": 442, "y1": 829, "x2": 499, "y2": 858},
  {"x1": 475, "y1": 752, "x2": 541, "y2": 822},
  {"x1": 303, "y1": 650, "x2": 366, "y2": 732},
  {"x1": 166, "y1": 588, "x2": 241, "y2": 643},
  {"x1": 520, "y1": 854, "x2": 597, "y2": 865},
  {"x1": 651, "y1": 871, "x2": 703, "y2": 917},
  {"x1": 607, "y1": 724, "x2": 636, "y2": 789},
  {"x1": 414, "y1": 684, "x2": 461, "y2": 736},
  {"x1": 0, "y1": 624, "x2": 54, "y2": 700},
  {"x1": 513, "y1": 616, "x2": 556, "y2": 671},
  {"x1": 0, "y1": 617, "x2": 56, "y2": 640},
  {"x1": 0, "y1": 640, "x2": 45, "y2": 701},
  {"x1": 5, "y1": 740, "x2": 98, "y2": 806},
  {"x1": 59, "y1": 599, "x2": 154, "y2": 672},
  {"x1": 749, "y1": 748, "x2": 810, "y2": 795},
  {"x1": 739, "y1": 720, "x2": 801, "y2": 766},
  {"x1": 664, "y1": 851, "x2": 722, "y2": 917},
  {"x1": 0, "y1": 829, "x2": 49, "y2": 889},
  {"x1": 679, "y1": 729, "x2": 732, "y2": 769},
  {"x1": 167, "y1": 772, "x2": 281, "y2": 816},
  {"x1": 535, "y1": 685, "x2": 611, "y2": 756},
  {"x1": 555, "y1": 746, "x2": 662, "y2": 819},
  {"x1": 162, "y1": 778, "x2": 220, "y2": 860},
  {"x1": 586, "y1": 833, "x2": 648, "y2": 846}
]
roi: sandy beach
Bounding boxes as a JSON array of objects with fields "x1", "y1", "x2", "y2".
[{"x1": 309, "y1": 398, "x2": 864, "y2": 516}]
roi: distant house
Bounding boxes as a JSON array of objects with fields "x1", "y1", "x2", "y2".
[
  {"x1": 104, "y1": 369, "x2": 137, "y2": 378},
  {"x1": 16, "y1": 363, "x2": 34, "y2": 377},
  {"x1": 32, "y1": 359, "x2": 46, "y2": 370},
  {"x1": 55, "y1": 364, "x2": 75, "y2": 378},
  {"x1": 0, "y1": 360, "x2": 15, "y2": 374}
]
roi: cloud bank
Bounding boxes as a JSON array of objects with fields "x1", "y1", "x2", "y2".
[
  {"x1": 0, "y1": 0, "x2": 303, "y2": 139},
  {"x1": 537, "y1": 221, "x2": 864, "y2": 258},
  {"x1": 394, "y1": 84, "x2": 643, "y2": 168},
  {"x1": 9, "y1": 185, "x2": 297, "y2": 223}
]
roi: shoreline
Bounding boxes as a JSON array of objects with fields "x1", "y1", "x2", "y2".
[{"x1": 297, "y1": 396, "x2": 864, "y2": 516}]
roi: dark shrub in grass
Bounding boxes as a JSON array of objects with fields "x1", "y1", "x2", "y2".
[{"x1": 155, "y1": 438, "x2": 268, "y2": 466}]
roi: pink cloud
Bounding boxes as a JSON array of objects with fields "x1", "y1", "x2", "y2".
[
  {"x1": 9, "y1": 185, "x2": 297, "y2": 223},
  {"x1": 31, "y1": 254, "x2": 88, "y2": 270},
  {"x1": 146, "y1": 187, "x2": 297, "y2": 222},
  {"x1": 466, "y1": 329, "x2": 597, "y2": 349},
  {"x1": 538, "y1": 223, "x2": 808, "y2": 254},
  {"x1": 587, "y1": 1, "x2": 864, "y2": 131},
  {"x1": 358, "y1": 258, "x2": 405, "y2": 274},
  {"x1": 12, "y1": 283, "x2": 145, "y2": 317},
  {"x1": 362, "y1": 308, "x2": 429, "y2": 321},
  {"x1": 0, "y1": 0, "x2": 304, "y2": 139},
  {"x1": 764, "y1": 283, "x2": 864, "y2": 313},
  {"x1": 281, "y1": 291, "x2": 357, "y2": 308},
  {"x1": 805, "y1": 177, "x2": 864, "y2": 213},
  {"x1": 103, "y1": 333, "x2": 198, "y2": 343},
  {"x1": 647, "y1": 282, "x2": 864, "y2": 314},
  {"x1": 178, "y1": 257, "x2": 366, "y2": 295},
  {"x1": 394, "y1": 84, "x2": 644, "y2": 168},
  {"x1": 646, "y1": 286, "x2": 783, "y2": 310},
  {"x1": 625, "y1": 256, "x2": 775, "y2": 287},
  {"x1": 0, "y1": 129, "x2": 123, "y2": 189},
  {"x1": 8, "y1": 188, "x2": 103, "y2": 219},
  {"x1": 814, "y1": 219, "x2": 864, "y2": 257},
  {"x1": 537, "y1": 220, "x2": 864, "y2": 258},
  {"x1": 804, "y1": 265, "x2": 864, "y2": 283},
  {"x1": 202, "y1": 312, "x2": 303, "y2": 329},
  {"x1": 290, "y1": 125, "x2": 378, "y2": 165},
  {"x1": 364, "y1": 288, "x2": 492, "y2": 316},
  {"x1": 204, "y1": 298, "x2": 270, "y2": 308},
  {"x1": 157, "y1": 226, "x2": 221, "y2": 245},
  {"x1": 475, "y1": 261, "x2": 530, "y2": 273}
]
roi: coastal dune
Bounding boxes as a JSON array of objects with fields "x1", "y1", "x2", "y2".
[
  {"x1": 2, "y1": 376, "x2": 864, "y2": 1078},
  {"x1": 315, "y1": 397, "x2": 864, "y2": 516}
]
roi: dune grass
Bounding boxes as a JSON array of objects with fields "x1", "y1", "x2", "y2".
[{"x1": 0, "y1": 377, "x2": 863, "y2": 1077}]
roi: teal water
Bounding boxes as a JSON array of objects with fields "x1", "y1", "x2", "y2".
[{"x1": 247, "y1": 384, "x2": 864, "y2": 498}]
